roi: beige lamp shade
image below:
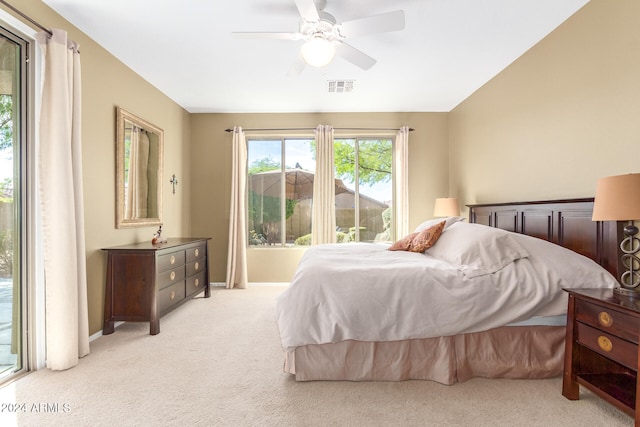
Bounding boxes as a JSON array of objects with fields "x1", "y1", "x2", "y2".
[
  {"x1": 433, "y1": 197, "x2": 460, "y2": 217},
  {"x1": 592, "y1": 173, "x2": 640, "y2": 221}
]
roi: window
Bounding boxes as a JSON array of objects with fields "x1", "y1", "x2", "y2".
[
  {"x1": 0, "y1": 23, "x2": 29, "y2": 382},
  {"x1": 334, "y1": 137, "x2": 393, "y2": 243},
  {"x1": 248, "y1": 138, "x2": 316, "y2": 246},
  {"x1": 247, "y1": 135, "x2": 395, "y2": 247}
]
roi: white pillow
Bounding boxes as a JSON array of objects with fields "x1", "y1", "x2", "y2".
[
  {"x1": 425, "y1": 222, "x2": 529, "y2": 278},
  {"x1": 508, "y1": 231, "x2": 619, "y2": 290},
  {"x1": 414, "y1": 216, "x2": 466, "y2": 233}
]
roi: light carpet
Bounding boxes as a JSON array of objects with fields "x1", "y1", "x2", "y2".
[{"x1": 0, "y1": 285, "x2": 632, "y2": 426}]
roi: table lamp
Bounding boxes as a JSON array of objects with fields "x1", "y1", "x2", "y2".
[
  {"x1": 433, "y1": 198, "x2": 460, "y2": 217},
  {"x1": 592, "y1": 173, "x2": 640, "y2": 295}
]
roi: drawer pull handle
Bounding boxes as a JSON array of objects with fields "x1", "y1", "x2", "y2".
[
  {"x1": 170, "y1": 271, "x2": 176, "y2": 281},
  {"x1": 597, "y1": 335, "x2": 613, "y2": 352},
  {"x1": 195, "y1": 262, "x2": 199, "y2": 271},
  {"x1": 194, "y1": 278, "x2": 200, "y2": 287},
  {"x1": 170, "y1": 255, "x2": 176, "y2": 265},
  {"x1": 170, "y1": 291, "x2": 176, "y2": 301},
  {"x1": 598, "y1": 311, "x2": 613, "y2": 327},
  {"x1": 195, "y1": 248, "x2": 199, "y2": 257}
]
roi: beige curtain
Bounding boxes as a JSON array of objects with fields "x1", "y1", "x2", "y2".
[
  {"x1": 394, "y1": 126, "x2": 410, "y2": 238},
  {"x1": 226, "y1": 127, "x2": 248, "y2": 289},
  {"x1": 36, "y1": 29, "x2": 89, "y2": 370},
  {"x1": 311, "y1": 125, "x2": 336, "y2": 245},
  {"x1": 125, "y1": 127, "x2": 149, "y2": 219}
]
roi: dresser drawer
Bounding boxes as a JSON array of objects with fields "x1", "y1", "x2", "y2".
[
  {"x1": 576, "y1": 299, "x2": 640, "y2": 343},
  {"x1": 157, "y1": 251, "x2": 185, "y2": 272},
  {"x1": 186, "y1": 244, "x2": 205, "y2": 262},
  {"x1": 576, "y1": 322, "x2": 637, "y2": 370},
  {"x1": 186, "y1": 271, "x2": 206, "y2": 296},
  {"x1": 186, "y1": 259, "x2": 204, "y2": 277},
  {"x1": 158, "y1": 281, "x2": 185, "y2": 314},
  {"x1": 158, "y1": 267, "x2": 185, "y2": 290}
]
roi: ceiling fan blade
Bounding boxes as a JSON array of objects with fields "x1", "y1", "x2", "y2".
[
  {"x1": 339, "y1": 10, "x2": 405, "y2": 38},
  {"x1": 335, "y1": 43, "x2": 377, "y2": 70},
  {"x1": 232, "y1": 32, "x2": 302, "y2": 40},
  {"x1": 295, "y1": 0, "x2": 320, "y2": 22}
]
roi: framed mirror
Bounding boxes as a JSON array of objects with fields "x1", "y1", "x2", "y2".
[{"x1": 115, "y1": 107, "x2": 164, "y2": 228}]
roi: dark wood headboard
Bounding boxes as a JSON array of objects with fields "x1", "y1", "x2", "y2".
[{"x1": 467, "y1": 198, "x2": 623, "y2": 279}]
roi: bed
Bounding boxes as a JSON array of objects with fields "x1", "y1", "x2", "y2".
[{"x1": 275, "y1": 199, "x2": 623, "y2": 384}]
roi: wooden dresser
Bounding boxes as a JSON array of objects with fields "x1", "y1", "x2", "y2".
[
  {"x1": 563, "y1": 288, "x2": 640, "y2": 425},
  {"x1": 103, "y1": 237, "x2": 211, "y2": 335}
]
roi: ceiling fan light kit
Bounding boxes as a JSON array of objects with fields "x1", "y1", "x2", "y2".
[
  {"x1": 301, "y1": 35, "x2": 335, "y2": 67},
  {"x1": 233, "y1": 0, "x2": 405, "y2": 73}
]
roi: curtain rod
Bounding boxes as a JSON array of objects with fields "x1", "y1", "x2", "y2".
[
  {"x1": 225, "y1": 127, "x2": 414, "y2": 132},
  {"x1": 0, "y1": 0, "x2": 53, "y2": 36}
]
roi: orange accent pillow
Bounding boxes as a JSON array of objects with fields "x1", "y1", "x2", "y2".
[
  {"x1": 388, "y1": 232, "x2": 419, "y2": 251},
  {"x1": 410, "y1": 221, "x2": 446, "y2": 253}
]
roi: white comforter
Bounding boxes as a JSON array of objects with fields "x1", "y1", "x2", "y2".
[{"x1": 275, "y1": 226, "x2": 618, "y2": 351}]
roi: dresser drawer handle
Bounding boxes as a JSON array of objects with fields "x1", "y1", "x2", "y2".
[
  {"x1": 195, "y1": 248, "x2": 199, "y2": 257},
  {"x1": 598, "y1": 311, "x2": 613, "y2": 327},
  {"x1": 170, "y1": 271, "x2": 176, "y2": 281},
  {"x1": 170, "y1": 255, "x2": 176, "y2": 265},
  {"x1": 597, "y1": 335, "x2": 613, "y2": 352},
  {"x1": 194, "y1": 278, "x2": 200, "y2": 287},
  {"x1": 170, "y1": 290, "x2": 176, "y2": 301},
  {"x1": 195, "y1": 262, "x2": 199, "y2": 271}
]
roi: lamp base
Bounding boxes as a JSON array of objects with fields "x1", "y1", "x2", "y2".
[
  {"x1": 614, "y1": 286, "x2": 640, "y2": 298},
  {"x1": 619, "y1": 220, "x2": 640, "y2": 290}
]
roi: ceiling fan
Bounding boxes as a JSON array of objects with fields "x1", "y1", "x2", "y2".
[{"x1": 233, "y1": 0, "x2": 405, "y2": 73}]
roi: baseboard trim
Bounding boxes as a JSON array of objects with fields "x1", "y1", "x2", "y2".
[{"x1": 249, "y1": 282, "x2": 289, "y2": 287}]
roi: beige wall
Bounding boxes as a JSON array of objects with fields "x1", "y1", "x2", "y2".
[
  {"x1": 16, "y1": 1, "x2": 192, "y2": 335},
  {"x1": 449, "y1": 0, "x2": 640, "y2": 214},
  {"x1": 191, "y1": 113, "x2": 449, "y2": 282}
]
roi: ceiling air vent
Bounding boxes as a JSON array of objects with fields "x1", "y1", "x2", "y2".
[{"x1": 327, "y1": 80, "x2": 354, "y2": 93}]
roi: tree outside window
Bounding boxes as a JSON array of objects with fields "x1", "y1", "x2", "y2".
[{"x1": 0, "y1": 94, "x2": 13, "y2": 277}]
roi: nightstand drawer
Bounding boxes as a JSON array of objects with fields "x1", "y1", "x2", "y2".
[
  {"x1": 576, "y1": 300, "x2": 640, "y2": 343},
  {"x1": 576, "y1": 322, "x2": 637, "y2": 370}
]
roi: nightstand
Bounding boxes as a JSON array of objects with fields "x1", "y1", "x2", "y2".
[{"x1": 563, "y1": 288, "x2": 640, "y2": 425}]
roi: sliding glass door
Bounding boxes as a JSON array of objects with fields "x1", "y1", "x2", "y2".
[{"x1": 0, "y1": 25, "x2": 27, "y2": 381}]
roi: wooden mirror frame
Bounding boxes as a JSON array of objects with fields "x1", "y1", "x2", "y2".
[{"x1": 115, "y1": 107, "x2": 164, "y2": 228}]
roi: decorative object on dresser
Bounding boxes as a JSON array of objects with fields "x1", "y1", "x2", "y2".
[
  {"x1": 433, "y1": 197, "x2": 460, "y2": 217},
  {"x1": 103, "y1": 238, "x2": 211, "y2": 335},
  {"x1": 563, "y1": 288, "x2": 640, "y2": 425},
  {"x1": 592, "y1": 173, "x2": 640, "y2": 295},
  {"x1": 151, "y1": 225, "x2": 166, "y2": 245}
]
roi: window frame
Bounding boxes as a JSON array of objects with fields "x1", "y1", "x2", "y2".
[
  {"x1": 247, "y1": 136, "x2": 316, "y2": 247},
  {"x1": 0, "y1": 9, "x2": 46, "y2": 382},
  {"x1": 246, "y1": 131, "x2": 397, "y2": 247},
  {"x1": 333, "y1": 135, "x2": 396, "y2": 243}
]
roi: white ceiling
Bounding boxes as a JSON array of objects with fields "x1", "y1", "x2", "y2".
[{"x1": 42, "y1": 0, "x2": 589, "y2": 113}]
